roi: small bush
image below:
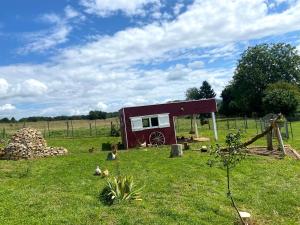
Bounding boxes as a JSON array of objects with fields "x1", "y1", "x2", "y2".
[{"x1": 100, "y1": 175, "x2": 143, "y2": 205}]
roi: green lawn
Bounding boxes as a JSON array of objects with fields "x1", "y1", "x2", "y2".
[{"x1": 1, "y1": 119, "x2": 300, "y2": 225}]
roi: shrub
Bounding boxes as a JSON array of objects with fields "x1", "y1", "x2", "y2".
[{"x1": 100, "y1": 175, "x2": 143, "y2": 205}]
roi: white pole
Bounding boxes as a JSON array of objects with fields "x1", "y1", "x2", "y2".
[
  {"x1": 194, "y1": 115, "x2": 199, "y2": 138},
  {"x1": 211, "y1": 112, "x2": 218, "y2": 141}
]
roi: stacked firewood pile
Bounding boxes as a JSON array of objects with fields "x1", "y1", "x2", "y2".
[{"x1": 0, "y1": 128, "x2": 67, "y2": 160}]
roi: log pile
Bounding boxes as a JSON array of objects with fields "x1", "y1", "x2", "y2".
[{"x1": 0, "y1": 128, "x2": 67, "y2": 160}]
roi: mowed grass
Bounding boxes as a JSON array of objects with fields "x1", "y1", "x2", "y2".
[{"x1": 1, "y1": 119, "x2": 300, "y2": 224}]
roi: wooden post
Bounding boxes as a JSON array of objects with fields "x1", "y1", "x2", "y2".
[
  {"x1": 266, "y1": 129, "x2": 273, "y2": 150},
  {"x1": 290, "y1": 122, "x2": 294, "y2": 139},
  {"x1": 260, "y1": 119, "x2": 263, "y2": 133},
  {"x1": 89, "y1": 123, "x2": 92, "y2": 136},
  {"x1": 94, "y1": 120, "x2": 97, "y2": 136},
  {"x1": 47, "y1": 121, "x2": 50, "y2": 137},
  {"x1": 255, "y1": 119, "x2": 258, "y2": 134},
  {"x1": 211, "y1": 112, "x2": 218, "y2": 141},
  {"x1": 275, "y1": 123, "x2": 285, "y2": 155},
  {"x1": 71, "y1": 120, "x2": 74, "y2": 138},
  {"x1": 66, "y1": 121, "x2": 69, "y2": 137},
  {"x1": 284, "y1": 121, "x2": 289, "y2": 139},
  {"x1": 110, "y1": 121, "x2": 113, "y2": 136},
  {"x1": 227, "y1": 119, "x2": 229, "y2": 130},
  {"x1": 190, "y1": 114, "x2": 195, "y2": 134},
  {"x1": 244, "y1": 116, "x2": 248, "y2": 129}
]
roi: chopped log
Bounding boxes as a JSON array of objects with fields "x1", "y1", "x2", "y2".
[{"x1": 170, "y1": 144, "x2": 183, "y2": 157}]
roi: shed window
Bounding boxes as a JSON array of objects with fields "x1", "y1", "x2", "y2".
[
  {"x1": 142, "y1": 118, "x2": 150, "y2": 128},
  {"x1": 130, "y1": 113, "x2": 170, "y2": 131},
  {"x1": 158, "y1": 114, "x2": 170, "y2": 127},
  {"x1": 151, "y1": 117, "x2": 159, "y2": 126},
  {"x1": 131, "y1": 118, "x2": 143, "y2": 131}
]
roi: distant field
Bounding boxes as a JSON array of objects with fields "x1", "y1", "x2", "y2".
[{"x1": 0, "y1": 118, "x2": 120, "y2": 138}]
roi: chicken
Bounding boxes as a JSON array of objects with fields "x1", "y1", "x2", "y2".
[
  {"x1": 94, "y1": 166, "x2": 101, "y2": 176},
  {"x1": 102, "y1": 169, "x2": 109, "y2": 177}
]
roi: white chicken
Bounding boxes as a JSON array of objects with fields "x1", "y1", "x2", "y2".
[{"x1": 94, "y1": 166, "x2": 101, "y2": 176}]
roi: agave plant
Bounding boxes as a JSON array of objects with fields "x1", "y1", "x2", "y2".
[{"x1": 100, "y1": 175, "x2": 143, "y2": 205}]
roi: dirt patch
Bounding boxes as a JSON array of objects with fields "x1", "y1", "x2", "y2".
[{"x1": 247, "y1": 145, "x2": 300, "y2": 159}]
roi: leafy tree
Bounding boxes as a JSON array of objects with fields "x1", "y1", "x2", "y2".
[
  {"x1": 262, "y1": 81, "x2": 300, "y2": 116},
  {"x1": 185, "y1": 87, "x2": 200, "y2": 100},
  {"x1": 0, "y1": 118, "x2": 10, "y2": 123},
  {"x1": 185, "y1": 81, "x2": 216, "y2": 100},
  {"x1": 88, "y1": 111, "x2": 107, "y2": 120},
  {"x1": 208, "y1": 131, "x2": 247, "y2": 225},
  {"x1": 185, "y1": 81, "x2": 216, "y2": 132},
  {"x1": 219, "y1": 85, "x2": 241, "y2": 116},
  {"x1": 221, "y1": 43, "x2": 300, "y2": 116},
  {"x1": 199, "y1": 81, "x2": 216, "y2": 98}
]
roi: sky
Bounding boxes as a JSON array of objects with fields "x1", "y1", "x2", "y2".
[{"x1": 1, "y1": 0, "x2": 300, "y2": 119}]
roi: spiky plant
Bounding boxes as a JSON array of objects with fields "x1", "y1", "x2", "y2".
[{"x1": 100, "y1": 175, "x2": 143, "y2": 205}]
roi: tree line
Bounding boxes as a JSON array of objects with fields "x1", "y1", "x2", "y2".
[
  {"x1": 186, "y1": 43, "x2": 300, "y2": 117},
  {"x1": 0, "y1": 111, "x2": 119, "y2": 123}
]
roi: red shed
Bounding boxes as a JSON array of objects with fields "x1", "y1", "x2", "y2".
[{"x1": 119, "y1": 99, "x2": 218, "y2": 149}]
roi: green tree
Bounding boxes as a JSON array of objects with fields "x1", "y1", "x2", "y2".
[
  {"x1": 199, "y1": 81, "x2": 216, "y2": 98},
  {"x1": 209, "y1": 131, "x2": 247, "y2": 225},
  {"x1": 185, "y1": 87, "x2": 200, "y2": 100},
  {"x1": 221, "y1": 43, "x2": 300, "y2": 116},
  {"x1": 185, "y1": 81, "x2": 216, "y2": 132},
  {"x1": 262, "y1": 81, "x2": 300, "y2": 116}
]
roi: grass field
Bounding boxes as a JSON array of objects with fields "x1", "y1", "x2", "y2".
[{"x1": 0, "y1": 118, "x2": 300, "y2": 225}]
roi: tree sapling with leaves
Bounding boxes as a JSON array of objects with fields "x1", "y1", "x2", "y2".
[{"x1": 208, "y1": 131, "x2": 248, "y2": 225}]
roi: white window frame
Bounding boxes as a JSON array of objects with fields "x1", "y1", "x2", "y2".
[{"x1": 130, "y1": 113, "x2": 170, "y2": 131}]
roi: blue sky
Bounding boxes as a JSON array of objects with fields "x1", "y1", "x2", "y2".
[{"x1": 0, "y1": 0, "x2": 300, "y2": 118}]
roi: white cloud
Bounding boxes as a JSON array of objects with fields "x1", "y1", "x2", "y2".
[
  {"x1": 0, "y1": 78, "x2": 9, "y2": 96},
  {"x1": 21, "y1": 79, "x2": 48, "y2": 96},
  {"x1": 59, "y1": 0, "x2": 300, "y2": 67},
  {"x1": 188, "y1": 61, "x2": 204, "y2": 69},
  {"x1": 19, "y1": 6, "x2": 85, "y2": 54},
  {"x1": 0, "y1": 77, "x2": 48, "y2": 99},
  {"x1": 80, "y1": 0, "x2": 161, "y2": 17},
  {"x1": 0, "y1": 104, "x2": 16, "y2": 111},
  {"x1": 173, "y1": 3, "x2": 184, "y2": 15},
  {"x1": 97, "y1": 102, "x2": 108, "y2": 111}
]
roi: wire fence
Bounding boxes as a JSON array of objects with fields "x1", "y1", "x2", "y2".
[
  {"x1": 175, "y1": 116, "x2": 295, "y2": 140},
  {"x1": 0, "y1": 118, "x2": 120, "y2": 139},
  {"x1": 0, "y1": 116, "x2": 297, "y2": 140}
]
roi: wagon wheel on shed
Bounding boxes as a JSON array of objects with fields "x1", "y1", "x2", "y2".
[{"x1": 149, "y1": 131, "x2": 165, "y2": 146}]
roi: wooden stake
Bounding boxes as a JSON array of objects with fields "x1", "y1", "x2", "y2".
[{"x1": 275, "y1": 123, "x2": 286, "y2": 156}]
